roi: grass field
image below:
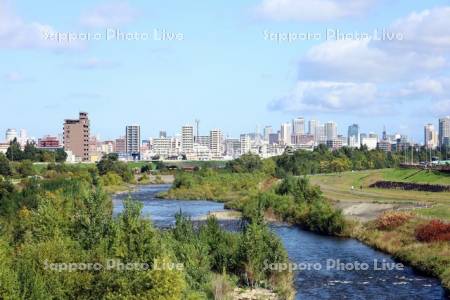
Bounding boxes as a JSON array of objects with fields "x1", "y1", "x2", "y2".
[
  {"x1": 309, "y1": 169, "x2": 450, "y2": 220},
  {"x1": 380, "y1": 168, "x2": 450, "y2": 185}
]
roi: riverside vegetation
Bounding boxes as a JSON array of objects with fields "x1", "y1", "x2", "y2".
[
  {"x1": 162, "y1": 150, "x2": 450, "y2": 292},
  {"x1": 0, "y1": 152, "x2": 294, "y2": 299}
]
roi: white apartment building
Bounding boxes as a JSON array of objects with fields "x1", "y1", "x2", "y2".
[
  {"x1": 424, "y1": 124, "x2": 438, "y2": 149},
  {"x1": 210, "y1": 129, "x2": 223, "y2": 159},
  {"x1": 240, "y1": 134, "x2": 251, "y2": 155},
  {"x1": 181, "y1": 125, "x2": 194, "y2": 153},
  {"x1": 324, "y1": 122, "x2": 337, "y2": 141},
  {"x1": 292, "y1": 117, "x2": 305, "y2": 135},
  {"x1": 361, "y1": 137, "x2": 378, "y2": 150},
  {"x1": 280, "y1": 123, "x2": 292, "y2": 145}
]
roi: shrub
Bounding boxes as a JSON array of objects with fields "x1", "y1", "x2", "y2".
[
  {"x1": 415, "y1": 220, "x2": 450, "y2": 243},
  {"x1": 100, "y1": 172, "x2": 123, "y2": 186},
  {"x1": 375, "y1": 211, "x2": 413, "y2": 230}
]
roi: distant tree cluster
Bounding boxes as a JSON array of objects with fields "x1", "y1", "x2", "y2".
[
  {"x1": 96, "y1": 153, "x2": 134, "y2": 183},
  {"x1": 275, "y1": 145, "x2": 408, "y2": 177},
  {"x1": 5, "y1": 138, "x2": 67, "y2": 163}
]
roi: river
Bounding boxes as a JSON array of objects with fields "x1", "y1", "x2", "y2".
[{"x1": 113, "y1": 184, "x2": 447, "y2": 300}]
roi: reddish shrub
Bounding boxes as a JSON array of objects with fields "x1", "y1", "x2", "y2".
[
  {"x1": 375, "y1": 211, "x2": 413, "y2": 230},
  {"x1": 415, "y1": 220, "x2": 450, "y2": 243}
]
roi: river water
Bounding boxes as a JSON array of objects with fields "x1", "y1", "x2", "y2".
[{"x1": 113, "y1": 184, "x2": 447, "y2": 300}]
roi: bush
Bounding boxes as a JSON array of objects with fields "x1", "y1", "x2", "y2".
[
  {"x1": 375, "y1": 211, "x2": 413, "y2": 230},
  {"x1": 415, "y1": 220, "x2": 450, "y2": 243},
  {"x1": 100, "y1": 172, "x2": 123, "y2": 186}
]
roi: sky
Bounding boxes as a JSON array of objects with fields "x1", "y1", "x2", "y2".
[{"x1": 1, "y1": 0, "x2": 449, "y2": 142}]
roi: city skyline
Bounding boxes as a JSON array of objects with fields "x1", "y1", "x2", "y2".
[
  {"x1": 1, "y1": 0, "x2": 450, "y2": 142},
  {"x1": 2, "y1": 113, "x2": 448, "y2": 145}
]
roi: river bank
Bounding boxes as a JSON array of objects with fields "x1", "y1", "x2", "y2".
[
  {"x1": 159, "y1": 173, "x2": 450, "y2": 294},
  {"x1": 114, "y1": 184, "x2": 448, "y2": 299}
]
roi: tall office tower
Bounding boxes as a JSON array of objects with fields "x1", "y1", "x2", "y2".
[
  {"x1": 263, "y1": 126, "x2": 272, "y2": 142},
  {"x1": 240, "y1": 134, "x2": 251, "y2": 155},
  {"x1": 210, "y1": 129, "x2": 223, "y2": 158},
  {"x1": 126, "y1": 125, "x2": 141, "y2": 160},
  {"x1": 181, "y1": 125, "x2": 194, "y2": 153},
  {"x1": 280, "y1": 122, "x2": 292, "y2": 145},
  {"x1": 63, "y1": 112, "x2": 90, "y2": 162},
  {"x1": 317, "y1": 124, "x2": 326, "y2": 144},
  {"x1": 324, "y1": 122, "x2": 337, "y2": 141},
  {"x1": 5, "y1": 128, "x2": 17, "y2": 142},
  {"x1": 292, "y1": 117, "x2": 305, "y2": 135},
  {"x1": 268, "y1": 133, "x2": 279, "y2": 145},
  {"x1": 439, "y1": 117, "x2": 450, "y2": 148},
  {"x1": 159, "y1": 130, "x2": 167, "y2": 138},
  {"x1": 424, "y1": 124, "x2": 438, "y2": 149},
  {"x1": 348, "y1": 124, "x2": 360, "y2": 148},
  {"x1": 308, "y1": 120, "x2": 319, "y2": 141}
]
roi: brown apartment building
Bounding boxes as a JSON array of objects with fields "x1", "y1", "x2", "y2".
[{"x1": 63, "y1": 112, "x2": 90, "y2": 162}]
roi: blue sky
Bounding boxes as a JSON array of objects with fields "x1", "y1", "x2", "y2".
[{"x1": 1, "y1": 0, "x2": 449, "y2": 141}]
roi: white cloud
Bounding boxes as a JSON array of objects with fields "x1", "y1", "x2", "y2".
[
  {"x1": 80, "y1": 2, "x2": 137, "y2": 28},
  {"x1": 0, "y1": 0, "x2": 81, "y2": 50},
  {"x1": 384, "y1": 7, "x2": 450, "y2": 54},
  {"x1": 268, "y1": 7, "x2": 450, "y2": 117},
  {"x1": 269, "y1": 81, "x2": 378, "y2": 113},
  {"x1": 299, "y1": 38, "x2": 447, "y2": 82},
  {"x1": 298, "y1": 7, "x2": 450, "y2": 83},
  {"x1": 255, "y1": 0, "x2": 374, "y2": 21}
]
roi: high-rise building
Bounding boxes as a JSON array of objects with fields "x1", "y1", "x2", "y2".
[
  {"x1": 210, "y1": 129, "x2": 223, "y2": 158},
  {"x1": 159, "y1": 130, "x2": 167, "y2": 138},
  {"x1": 308, "y1": 120, "x2": 319, "y2": 143},
  {"x1": 115, "y1": 137, "x2": 126, "y2": 153},
  {"x1": 324, "y1": 122, "x2": 337, "y2": 141},
  {"x1": 5, "y1": 128, "x2": 17, "y2": 142},
  {"x1": 348, "y1": 124, "x2": 360, "y2": 148},
  {"x1": 361, "y1": 136, "x2": 378, "y2": 150},
  {"x1": 439, "y1": 117, "x2": 450, "y2": 148},
  {"x1": 152, "y1": 137, "x2": 174, "y2": 157},
  {"x1": 292, "y1": 117, "x2": 305, "y2": 135},
  {"x1": 240, "y1": 134, "x2": 251, "y2": 155},
  {"x1": 181, "y1": 125, "x2": 194, "y2": 153},
  {"x1": 63, "y1": 112, "x2": 90, "y2": 162},
  {"x1": 196, "y1": 136, "x2": 210, "y2": 148},
  {"x1": 424, "y1": 124, "x2": 438, "y2": 149},
  {"x1": 280, "y1": 123, "x2": 292, "y2": 145},
  {"x1": 224, "y1": 138, "x2": 240, "y2": 158},
  {"x1": 263, "y1": 126, "x2": 272, "y2": 142},
  {"x1": 268, "y1": 133, "x2": 279, "y2": 145},
  {"x1": 126, "y1": 125, "x2": 141, "y2": 160}
]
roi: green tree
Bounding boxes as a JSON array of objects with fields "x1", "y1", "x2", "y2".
[
  {"x1": 6, "y1": 138, "x2": 23, "y2": 161},
  {"x1": 54, "y1": 148, "x2": 67, "y2": 163},
  {"x1": 14, "y1": 160, "x2": 35, "y2": 177},
  {"x1": 0, "y1": 153, "x2": 12, "y2": 177}
]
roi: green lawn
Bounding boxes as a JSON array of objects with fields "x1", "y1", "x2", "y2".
[
  {"x1": 309, "y1": 169, "x2": 450, "y2": 211},
  {"x1": 381, "y1": 168, "x2": 450, "y2": 185}
]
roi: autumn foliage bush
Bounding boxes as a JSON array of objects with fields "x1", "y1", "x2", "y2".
[
  {"x1": 415, "y1": 220, "x2": 450, "y2": 243},
  {"x1": 375, "y1": 211, "x2": 413, "y2": 230}
]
